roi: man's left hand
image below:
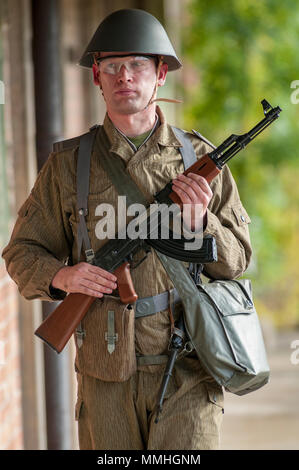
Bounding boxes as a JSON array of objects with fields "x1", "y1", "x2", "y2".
[{"x1": 172, "y1": 173, "x2": 213, "y2": 232}]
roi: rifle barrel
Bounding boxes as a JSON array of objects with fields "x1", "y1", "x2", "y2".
[{"x1": 212, "y1": 103, "x2": 282, "y2": 167}]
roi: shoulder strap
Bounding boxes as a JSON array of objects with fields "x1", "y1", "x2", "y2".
[
  {"x1": 52, "y1": 125, "x2": 100, "y2": 153},
  {"x1": 53, "y1": 136, "x2": 80, "y2": 153},
  {"x1": 171, "y1": 126, "x2": 197, "y2": 169},
  {"x1": 76, "y1": 125, "x2": 99, "y2": 261},
  {"x1": 170, "y1": 127, "x2": 205, "y2": 284}
]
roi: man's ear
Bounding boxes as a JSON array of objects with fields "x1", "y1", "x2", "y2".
[
  {"x1": 157, "y1": 63, "x2": 168, "y2": 87},
  {"x1": 92, "y1": 63, "x2": 101, "y2": 87}
]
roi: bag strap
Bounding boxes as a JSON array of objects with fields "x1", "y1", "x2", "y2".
[
  {"x1": 171, "y1": 126, "x2": 197, "y2": 169},
  {"x1": 76, "y1": 125, "x2": 98, "y2": 261}
]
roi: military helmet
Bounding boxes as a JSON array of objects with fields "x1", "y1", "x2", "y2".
[{"x1": 79, "y1": 8, "x2": 182, "y2": 71}]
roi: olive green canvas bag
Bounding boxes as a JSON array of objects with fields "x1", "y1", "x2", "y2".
[{"x1": 157, "y1": 253, "x2": 270, "y2": 395}]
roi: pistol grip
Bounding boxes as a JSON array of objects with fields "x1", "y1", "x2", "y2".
[{"x1": 114, "y1": 262, "x2": 138, "y2": 304}]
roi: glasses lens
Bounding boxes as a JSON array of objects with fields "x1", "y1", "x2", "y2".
[{"x1": 98, "y1": 56, "x2": 152, "y2": 75}]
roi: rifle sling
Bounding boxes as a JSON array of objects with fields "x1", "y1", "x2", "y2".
[{"x1": 76, "y1": 125, "x2": 98, "y2": 261}]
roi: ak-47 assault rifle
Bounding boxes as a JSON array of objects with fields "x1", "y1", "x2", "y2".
[{"x1": 35, "y1": 99, "x2": 281, "y2": 353}]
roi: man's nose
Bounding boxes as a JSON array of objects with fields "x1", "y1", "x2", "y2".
[{"x1": 116, "y1": 64, "x2": 133, "y2": 82}]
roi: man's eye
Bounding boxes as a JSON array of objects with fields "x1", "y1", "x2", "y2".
[
  {"x1": 106, "y1": 63, "x2": 117, "y2": 72},
  {"x1": 133, "y1": 59, "x2": 149, "y2": 67}
]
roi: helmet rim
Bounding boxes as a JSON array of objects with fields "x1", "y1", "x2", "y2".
[{"x1": 78, "y1": 9, "x2": 182, "y2": 72}]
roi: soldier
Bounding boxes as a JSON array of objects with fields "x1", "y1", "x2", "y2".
[{"x1": 2, "y1": 9, "x2": 252, "y2": 449}]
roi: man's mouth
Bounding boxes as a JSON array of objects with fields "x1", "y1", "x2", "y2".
[{"x1": 114, "y1": 89, "x2": 136, "y2": 96}]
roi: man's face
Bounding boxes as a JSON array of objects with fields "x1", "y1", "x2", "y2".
[{"x1": 93, "y1": 52, "x2": 167, "y2": 115}]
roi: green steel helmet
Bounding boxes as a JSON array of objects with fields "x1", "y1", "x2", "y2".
[{"x1": 78, "y1": 8, "x2": 182, "y2": 71}]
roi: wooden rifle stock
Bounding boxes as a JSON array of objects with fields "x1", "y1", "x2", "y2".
[
  {"x1": 35, "y1": 293, "x2": 95, "y2": 353},
  {"x1": 34, "y1": 261, "x2": 137, "y2": 353}
]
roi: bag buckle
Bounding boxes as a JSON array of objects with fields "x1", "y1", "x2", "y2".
[
  {"x1": 76, "y1": 323, "x2": 86, "y2": 348},
  {"x1": 85, "y1": 248, "x2": 95, "y2": 262},
  {"x1": 105, "y1": 310, "x2": 118, "y2": 354}
]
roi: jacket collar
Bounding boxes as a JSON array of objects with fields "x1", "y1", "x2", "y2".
[{"x1": 102, "y1": 106, "x2": 182, "y2": 160}]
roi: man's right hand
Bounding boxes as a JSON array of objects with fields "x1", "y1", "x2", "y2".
[{"x1": 51, "y1": 262, "x2": 117, "y2": 298}]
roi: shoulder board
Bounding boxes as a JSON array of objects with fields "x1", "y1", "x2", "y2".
[
  {"x1": 53, "y1": 135, "x2": 81, "y2": 152},
  {"x1": 52, "y1": 125, "x2": 100, "y2": 152},
  {"x1": 192, "y1": 129, "x2": 216, "y2": 150}
]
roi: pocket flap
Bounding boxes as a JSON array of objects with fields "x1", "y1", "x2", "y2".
[
  {"x1": 232, "y1": 204, "x2": 251, "y2": 226},
  {"x1": 199, "y1": 279, "x2": 255, "y2": 316}
]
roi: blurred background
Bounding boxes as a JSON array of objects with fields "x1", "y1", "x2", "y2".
[{"x1": 0, "y1": 0, "x2": 298, "y2": 450}]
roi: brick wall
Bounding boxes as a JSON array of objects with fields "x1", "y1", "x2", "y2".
[{"x1": 0, "y1": 262, "x2": 23, "y2": 449}]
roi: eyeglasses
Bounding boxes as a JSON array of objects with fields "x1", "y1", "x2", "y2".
[{"x1": 96, "y1": 55, "x2": 155, "y2": 75}]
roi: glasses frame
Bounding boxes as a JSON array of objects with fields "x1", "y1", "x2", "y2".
[{"x1": 94, "y1": 54, "x2": 159, "y2": 75}]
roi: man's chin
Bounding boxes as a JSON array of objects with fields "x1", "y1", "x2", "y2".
[{"x1": 113, "y1": 102, "x2": 150, "y2": 115}]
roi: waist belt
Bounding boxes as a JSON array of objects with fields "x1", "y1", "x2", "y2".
[
  {"x1": 135, "y1": 288, "x2": 181, "y2": 318},
  {"x1": 135, "y1": 288, "x2": 182, "y2": 366},
  {"x1": 136, "y1": 354, "x2": 169, "y2": 366}
]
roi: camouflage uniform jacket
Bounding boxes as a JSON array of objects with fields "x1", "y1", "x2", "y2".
[{"x1": 2, "y1": 106, "x2": 252, "y2": 378}]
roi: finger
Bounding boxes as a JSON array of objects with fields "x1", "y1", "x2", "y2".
[
  {"x1": 171, "y1": 182, "x2": 193, "y2": 203},
  {"x1": 87, "y1": 264, "x2": 117, "y2": 282},
  {"x1": 175, "y1": 174, "x2": 209, "y2": 198},
  {"x1": 183, "y1": 173, "x2": 213, "y2": 198},
  {"x1": 70, "y1": 283, "x2": 104, "y2": 297},
  {"x1": 173, "y1": 178, "x2": 209, "y2": 206},
  {"x1": 73, "y1": 264, "x2": 117, "y2": 290},
  {"x1": 82, "y1": 271, "x2": 117, "y2": 290},
  {"x1": 173, "y1": 176, "x2": 213, "y2": 207},
  {"x1": 172, "y1": 178, "x2": 197, "y2": 201},
  {"x1": 80, "y1": 278, "x2": 115, "y2": 295}
]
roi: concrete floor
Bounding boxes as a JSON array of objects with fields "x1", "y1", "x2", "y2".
[{"x1": 220, "y1": 328, "x2": 299, "y2": 450}]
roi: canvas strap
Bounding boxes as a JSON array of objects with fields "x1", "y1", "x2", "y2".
[{"x1": 76, "y1": 125, "x2": 98, "y2": 262}]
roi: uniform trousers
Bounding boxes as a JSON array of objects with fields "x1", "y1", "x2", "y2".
[{"x1": 75, "y1": 358, "x2": 224, "y2": 450}]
